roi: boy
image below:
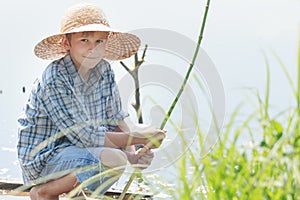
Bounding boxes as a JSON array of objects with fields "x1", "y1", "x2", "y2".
[{"x1": 17, "y1": 3, "x2": 166, "y2": 200}]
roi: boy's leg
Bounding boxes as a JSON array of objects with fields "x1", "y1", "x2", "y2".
[
  {"x1": 30, "y1": 173, "x2": 78, "y2": 200},
  {"x1": 30, "y1": 147, "x2": 128, "y2": 200},
  {"x1": 100, "y1": 148, "x2": 128, "y2": 175}
]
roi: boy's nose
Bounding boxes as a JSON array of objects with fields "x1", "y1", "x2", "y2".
[{"x1": 89, "y1": 42, "x2": 99, "y2": 50}]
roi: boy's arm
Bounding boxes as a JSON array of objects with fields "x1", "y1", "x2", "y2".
[
  {"x1": 104, "y1": 121, "x2": 166, "y2": 150},
  {"x1": 103, "y1": 131, "x2": 144, "y2": 148},
  {"x1": 111, "y1": 120, "x2": 154, "y2": 168},
  {"x1": 111, "y1": 120, "x2": 137, "y2": 153}
]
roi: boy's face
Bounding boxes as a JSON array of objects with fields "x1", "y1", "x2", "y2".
[{"x1": 64, "y1": 31, "x2": 109, "y2": 70}]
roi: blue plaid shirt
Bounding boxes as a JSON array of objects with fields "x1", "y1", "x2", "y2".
[{"x1": 17, "y1": 55, "x2": 128, "y2": 183}]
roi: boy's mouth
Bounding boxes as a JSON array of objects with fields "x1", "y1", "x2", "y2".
[{"x1": 83, "y1": 55, "x2": 101, "y2": 59}]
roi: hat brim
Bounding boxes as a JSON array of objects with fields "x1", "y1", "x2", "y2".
[{"x1": 34, "y1": 24, "x2": 141, "y2": 60}]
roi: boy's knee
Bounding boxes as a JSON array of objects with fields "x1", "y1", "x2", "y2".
[{"x1": 100, "y1": 148, "x2": 127, "y2": 170}]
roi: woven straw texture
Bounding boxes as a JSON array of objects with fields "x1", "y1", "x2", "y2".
[{"x1": 34, "y1": 4, "x2": 140, "y2": 60}]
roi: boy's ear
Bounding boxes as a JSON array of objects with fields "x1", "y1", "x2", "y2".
[{"x1": 61, "y1": 35, "x2": 70, "y2": 50}]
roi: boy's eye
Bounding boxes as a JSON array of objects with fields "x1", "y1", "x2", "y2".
[
  {"x1": 96, "y1": 39, "x2": 105, "y2": 43},
  {"x1": 81, "y1": 39, "x2": 88, "y2": 42}
]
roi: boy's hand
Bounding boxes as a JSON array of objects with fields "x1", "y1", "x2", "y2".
[
  {"x1": 135, "y1": 128, "x2": 166, "y2": 149},
  {"x1": 125, "y1": 149, "x2": 154, "y2": 169},
  {"x1": 135, "y1": 148, "x2": 154, "y2": 169}
]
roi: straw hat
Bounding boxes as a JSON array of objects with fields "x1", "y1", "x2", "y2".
[{"x1": 34, "y1": 3, "x2": 141, "y2": 60}]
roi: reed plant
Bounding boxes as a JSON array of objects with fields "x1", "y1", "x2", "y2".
[{"x1": 159, "y1": 35, "x2": 300, "y2": 200}]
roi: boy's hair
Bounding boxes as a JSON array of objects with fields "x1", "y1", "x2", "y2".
[
  {"x1": 65, "y1": 31, "x2": 108, "y2": 42},
  {"x1": 66, "y1": 33, "x2": 72, "y2": 41}
]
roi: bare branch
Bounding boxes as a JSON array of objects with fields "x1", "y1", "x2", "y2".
[
  {"x1": 134, "y1": 53, "x2": 138, "y2": 68},
  {"x1": 120, "y1": 61, "x2": 131, "y2": 73},
  {"x1": 141, "y1": 44, "x2": 148, "y2": 60}
]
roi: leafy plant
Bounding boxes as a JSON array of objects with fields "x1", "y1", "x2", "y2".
[{"x1": 162, "y1": 34, "x2": 300, "y2": 200}]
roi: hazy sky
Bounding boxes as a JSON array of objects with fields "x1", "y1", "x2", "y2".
[{"x1": 0, "y1": 0, "x2": 299, "y2": 180}]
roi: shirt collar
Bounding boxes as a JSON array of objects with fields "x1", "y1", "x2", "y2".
[{"x1": 63, "y1": 54, "x2": 107, "y2": 93}]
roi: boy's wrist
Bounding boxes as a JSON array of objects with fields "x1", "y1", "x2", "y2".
[{"x1": 130, "y1": 131, "x2": 146, "y2": 145}]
